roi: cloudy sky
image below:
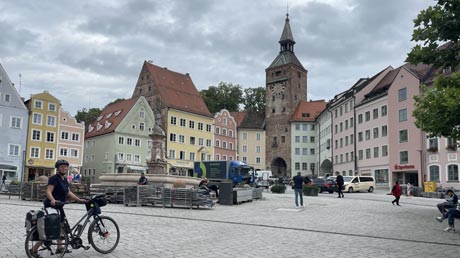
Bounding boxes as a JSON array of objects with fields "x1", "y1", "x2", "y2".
[{"x1": 0, "y1": 0, "x2": 433, "y2": 116}]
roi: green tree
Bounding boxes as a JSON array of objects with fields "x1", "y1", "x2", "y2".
[
  {"x1": 406, "y1": 0, "x2": 460, "y2": 140},
  {"x1": 242, "y1": 87, "x2": 266, "y2": 112},
  {"x1": 200, "y1": 82, "x2": 242, "y2": 113},
  {"x1": 75, "y1": 107, "x2": 102, "y2": 126}
]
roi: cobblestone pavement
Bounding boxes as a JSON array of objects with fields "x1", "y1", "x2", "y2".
[{"x1": 1, "y1": 189, "x2": 459, "y2": 258}]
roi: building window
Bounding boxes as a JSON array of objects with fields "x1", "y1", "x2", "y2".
[
  {"x1": 448, "y1": 164, "x2": 459, "y2": 181},
  {"x1": 310, "y1": 149, "x2": 315, "y2": 155},
  {"x1": 135, "y1": 139, "x2": 140, "y2": 147},
  {"x1": 358, "y1": 132, "x2": 363, "y2": 142},
  {"x1": 256, "y1": 157, "x2": 261, "y2": 164},
  {"x1": 256, "y1": 146, "x2": 261, "y2": 153},
  {"x1": 295, "y1": 124, "x2": 300, "y2": 131},
  {"x1": 179, "y1": 135, "x2": 185, "y2": 144},
  {"x1": 429, "y1": 165, "x2": 440, "y2": 182},
  {"x1": 399, "y1": 151, "x2": 408, "y2": 164},
  {"x1": 229, "y1": 130, "x2": 234, "y2": 138},
  {"x1": 71, "y1": 149, "x2": 78, "y2": 158},
  {"x1": 72, "y1": 133, "x2": 80, "y2": 142},
  {"x1": 358, "y1": 114, "x2": 363, "y2": 124},
  {"x1": 222, "y1": 129, "x2": 227, "y2": 136},
  {"x1": 127, "y1": 138, "x2": 133, "y2": 145},
  {"x1": 382, "y1": 125, "x2": 388, "y2": 137},
  {"x1": 169, "y1": 150, "x2": 176, "y2": 159},
  {"x1": 398, "y1": 88, "x2": 407, "y2": 102},
  {"x1": 373, "y1": 128, "x2": 379, "y2": 139},
  {"x1": 310, "y1": 136, "x2": 315, "y2": 143},
  {"x1": 190, "y1": 136, "x2": 196, "y2": 145},
  {"x1": 399, "y1": 109, "x2": 408, "y2": 122},
  {"x1": 229, "y1": 142, "x2": 233, "y2": 150},
  {"x1": 31, "y1": 147, "x2": 40, "y2": 158},
  {"x1": 190, "y1": 152, "x2": 195, "y2": 161},
  {"x1": 366, "y1": 148, "x2": 371, "y2": 159},
  {"x1": 180, "y1": 118, "x2": 186, "y2": 127},
  {"x1": 61, "y1": 131, "x2": 69, "y2": 140},
  {"x1": 215, "y1": 127, "x2": 220, "y2": 134},
  {"x1": 33, "y1": 113, "x2": 42, "y2": 125},
  {"x1": 206, "y1": 124, "x2": 212, "y2": 132},
  {"x1": 373, "y1": 108, "x2": 378, "y2": 119},
  {"x1": 198, "y1": 122, "x2": 203, "y2": 131},
  {"x1": 295, "y1": 162, "x2": 300, "y2": 170},
  {"x1": 295, "y1": 136, "x2": 300, "y2": 143},
  {"x1": 180, "y1": 151, "x2": 186, "y2": 160},
  {"x1": 295, "y1": 148, "x2": 300, "y2": 155},
  {"x1": 32, "y1": 130, "x2": 41, "y2": 141},
  {"x1": 381, "y1": 145, "x2": 388, "y2": 157},
  {"x1": 4, "y1": 94, "x2": 11, "y2": 102},
  {"x1": 188, "y1": 120, "x2": 195, "y2": 129},
  {"x1": 399, "y1": 130, "x2": 408, "y2": 143},
  {"x1": 256, "y1": 133, "x2": 261, "y2": 141},
  {"x1": 8, "y1": 144, "x2": 20, "y2": 156},
  {"x1": 428, "y1": 138, "x2": 438, "y2": 150},
  {"x1": 126, "y1": 153, "x2": 132, "y2": 162},
  {"x1": 243, "y1": 145, "x2": 247, "y2": 153},
  {"x1": 365, "y1": 130, "x2": 370, "y2": 140},
  {"x1": 375, "y1": 169, "x2": 389, "y2": 183},
  {"x1": 139, "y1": 123, "x2": 145, "y2": 131},
  {"x1": 170, "y1": 116, "x2": 177, "y2": 125},
  {"x1": 302, "y1": 124, "x2": 307, "y2": 131},
  {"x1": 215, "y1": 140, "x2": 220, "y2": 148},
  {"x1": 170, "y1": 133, "x2": 177, "y2": 142},
  {"x1": 45, "y1": 149, "x2": 54, "y2": 159},
  {"x1": 34, "y1": 100, "x2": 43, "y2": 109},
  {"x1": 302, "y1": 148, "x2": 307, "y2": 155},
  {"x1": 46, "y1": 132, "x2": 55, "y2": 142},
  {"x1": 60, "y1": 148, "x2": 68, "y2": 157},
  {"x1": 10, "y1": 117, "x2": 22, "y2": 128},
  {"x1": 350, "y1": 117, "x2": 354, "y2": 127},
  {"x1": 199, "y1": 138, "x2": 204, "y2": 146},
  {"x1": 206, "y1": 139, "x2": 212, "y2": 147},
  {"x1": 365, "y1": 111, "x2": 370, "y2": 122},
  {"x1": 118, "y1": 136, "x2": 124, "y2": 144},
  {"x1": 373, "y1": 147, "x2": 379, "y2": 158},
  {"x1": 381, "y1": 105, "x2": 387, "y2": 116}
]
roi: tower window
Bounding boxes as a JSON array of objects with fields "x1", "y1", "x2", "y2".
[
  {"x1": 298, "y1": 72, "x2": 301, "y2": 78},
  {"x1": 272, "y1": 109, "x2": 275, "y2": 113},
  {"x1": 275, "y1": 71, "x2": 282, "y2": 76}
]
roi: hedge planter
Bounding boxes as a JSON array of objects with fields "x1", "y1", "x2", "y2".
[
  {"x1": 270, "y1": 184, "x2": 286, "y2": 194},
  {"x1": 303, "y1": 185, "x2": 320, "y2": 196}
]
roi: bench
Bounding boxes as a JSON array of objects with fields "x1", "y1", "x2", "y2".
[{"x1": 7, "y1": 184, "x2": 20, "y2": 199}]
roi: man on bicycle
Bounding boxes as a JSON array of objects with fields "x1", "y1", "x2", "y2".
[{"x1": 30, "y1": 160, "x2": 86, "y2": 257}]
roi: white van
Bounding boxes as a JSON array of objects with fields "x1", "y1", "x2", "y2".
[
  {"x1": 343, "y1": 176, "x2": 376, "y2": 193},
  {"x1": 254, "y1": 170, "x2": 273, "y2": 188}
]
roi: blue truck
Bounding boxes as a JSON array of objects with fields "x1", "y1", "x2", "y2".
[{"x1": 193, "y1": 160, "x2": 254, "y2": 185}]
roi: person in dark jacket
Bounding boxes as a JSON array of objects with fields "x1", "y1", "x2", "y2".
[
  {"x1": 437, "y1": 189, "x2": 458, "y2": 215},
  {"x1": 138, "y1": 172, "x2": 148, "y2": 185},
  {"x1": 335, "y1": 172, "x2": 344, "y2": 198},
  {"x1": 391, "y1": 181, "x2": 402, "y2": 206},
  {"x1": 292, "y1": 172, "x2": 304, "y2": 207}
]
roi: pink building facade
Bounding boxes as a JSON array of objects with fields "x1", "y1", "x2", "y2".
[
  {"x1": 426, "y1": 136, "x2": 460, "y2": 188},
  {"x1": 213, "y1": 109, "x2": 237, "y2": 161},
  {"x1": 57, "y1": 109, "x2": 85, "y2": 175}
]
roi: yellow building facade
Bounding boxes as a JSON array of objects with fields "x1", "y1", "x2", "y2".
[
  {"x1": 166, "y1": 109, "x2": 214, "y2": 176},
  {"x1": 24, "y1": 91, "x2": 61, "y2": 181}
]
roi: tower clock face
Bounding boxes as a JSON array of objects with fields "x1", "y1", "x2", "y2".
[{"x1": 270, "y1": 82, "x2": 286, "y2": 96}]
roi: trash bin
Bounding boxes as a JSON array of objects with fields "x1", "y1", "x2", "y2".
[{"x1": 218, "y1": 181, "x2": 233, "y2": 205}]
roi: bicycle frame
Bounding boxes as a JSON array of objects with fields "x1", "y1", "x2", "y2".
[{"x1": 63, "y1": 207, "x2": 99, "y2": 239}]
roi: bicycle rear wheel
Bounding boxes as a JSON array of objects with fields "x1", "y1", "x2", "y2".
[
  {"x1": 88, "y1": 215, "x2": 120, "y2": 254},
  {"x1": 25, "y1": 228, "x2": 69, "y2": 258}
]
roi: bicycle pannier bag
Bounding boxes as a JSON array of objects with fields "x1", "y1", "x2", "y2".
[
  {"x1": 36, "y1": 210, "x2": 47, "y2": 240},
  {"x1": 44, "y1": 213, "x2": 61, "y2": 240},
  {"x1": 25, "y1": 210, "x2": 40, "y2": 240}
]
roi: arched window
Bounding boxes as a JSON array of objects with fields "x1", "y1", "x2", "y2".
[
  {"x1": 429, "y1": 165, "x2": 440, "y2": 182},
  {"x1": 447, "y1": 164, "x2": 459, "y2": 181}
]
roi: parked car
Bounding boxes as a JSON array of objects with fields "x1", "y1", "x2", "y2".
[
  {"x1": 311, "y1": 178, "x2": 337, "y2": 194},
  {"x1": 343, "y1": 176, "x2": 376, "y2": 193}
]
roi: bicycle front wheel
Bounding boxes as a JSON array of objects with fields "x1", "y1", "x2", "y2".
[
  {"x1": 25, "y1": 228, "x2": 69, "y2": 258},
  {"x1": 88, "y1": 215, "x2": 120, "y2": 254}
]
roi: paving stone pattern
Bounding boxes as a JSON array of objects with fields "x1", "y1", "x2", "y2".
[{"x1": 0, "y1": 189, "x2": 459, "y2": 258}]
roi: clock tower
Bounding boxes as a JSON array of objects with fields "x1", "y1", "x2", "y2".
[{"x1": 265, "y1": 13, "x2": 308, "y2": 178}]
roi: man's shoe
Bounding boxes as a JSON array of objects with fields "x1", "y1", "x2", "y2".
[
  {"x1": 337, "y1": 196, "x2": 341, "y2": 198},
  {"x1": 436, "y1": 216, "x2": 444, "y2": 223},
  {"x1": 444, "y1": 227, "x2": 455, "y2": 232}
]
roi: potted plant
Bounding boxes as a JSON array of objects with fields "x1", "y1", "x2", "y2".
[
  {"x1": 270, "y1": 184, "x2": 286, "y2": 194},
  {"x1": 303, "y1": 185, "x2": 320, "y2": 196}
]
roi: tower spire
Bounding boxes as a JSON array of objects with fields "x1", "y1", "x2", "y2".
[{"x1": 279, "y1": 13, "x2": 295, "y2": 53}]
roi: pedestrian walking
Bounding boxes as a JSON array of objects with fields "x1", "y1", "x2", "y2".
[
  {"x1": 335, "y1": 172, "x2": 344, "y2": 198},
  {"x1": 406, "y1": 182, "x2": 412, "y2": 196},
  {"x1": 391, "y1": 181, "x2": 402, "y2": 206},
  {"x1": 292, "y1": 172, "x2": 304, "y2": 208},
  {"x1": 1, "y1": 175, "x2": 6, "y2": 191}
]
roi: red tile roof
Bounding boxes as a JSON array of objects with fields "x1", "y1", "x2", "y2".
[
  {"x1": 230, "y1": 111, "x2": 247, "y2": 127},
  {"x1": 85, "y1": 97, "x2": 140, "y2": 139},
  {"x1": 291, "y1": 100, "x2": 327, "y2": 122},
  {"x1": 144, "y1": 62, "x2": 212, "y2": 117}
]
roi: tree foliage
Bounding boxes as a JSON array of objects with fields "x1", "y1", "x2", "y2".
[
  {"x1": 200, "y1": 82, "x2": 243, "y2": 113},
  {"x1": 75, "y1": 107, "x2": 102, "y2": 126},
  {"x1": 407, "y1": 0, "x2": 460, "y2": 140},
  {"x1": 242, "y1": 87, "x2": 266, "y2": 112}
]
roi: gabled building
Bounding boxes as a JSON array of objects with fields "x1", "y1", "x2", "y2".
[
  {"x1": 317, "y1": 106, "x2": 332, "y2": 177},
  {"x1": 57, "y1": 108, "x2": 85, "y2": 176},
  {"x1": 24, "y1": 91, "x2": 61, "y2": 181},
  {"x1": 265, "y1": 14, "x2": 308, "y2": 178},
  {"x1": 213, "y1": 109, "x2": 237, "y2": 161},
  {"x1": 0, "y1": 64, "x2": 29, "y2": 182},
  {"x1": 132, "y1": 61, "x2": 214, "y2": 176},
  {"x1": 83, "y1": 96, "x2": 155, "y2": 183},
  {"x1": 231, "y1": 111, "x2": 266, "y2": 171},
  {"x1": 290, "y1": 100, "x2": 327, "y2": 177}
]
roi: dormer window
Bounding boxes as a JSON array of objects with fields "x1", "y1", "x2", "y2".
[
  {"x1": 302, "y1": 113, "x2": 310, "y2": 117},
  {"x1": 114, "y1": 110, "x2": 122, "y2": 117},
  {"x1": 96, "y1": 122, "x2": 103, "y2": 131},
  {"x1": 97, "y1": 116, "x2": 103, "y2": 121},
  {"x1": 106, "y1": 113, "x2": 113, "y2": 119},
  {"x1": 88, "y1": 125, "x2": 94, "y2": 133}
]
